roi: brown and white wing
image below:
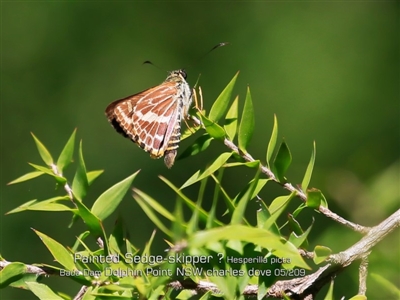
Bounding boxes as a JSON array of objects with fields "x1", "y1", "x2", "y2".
[
  {"x1": 105, "y1": 82, "x2": 180, "y2": 159},
  {"x1": 132, "y1": 82, "x2": 180, "y2": 158}
]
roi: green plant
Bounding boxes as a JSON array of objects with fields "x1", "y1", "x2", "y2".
[{"x1": 1, "y1": 73, "x2": 399, "y2": 300}]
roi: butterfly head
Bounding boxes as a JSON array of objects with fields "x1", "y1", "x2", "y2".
[{"x1": 165, "y1": 69, "x2": 187, "y2": 83}]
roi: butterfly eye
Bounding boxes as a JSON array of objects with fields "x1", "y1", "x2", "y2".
[{"x1": 179, "y1": 70, "x2": 187, "y2": 79}]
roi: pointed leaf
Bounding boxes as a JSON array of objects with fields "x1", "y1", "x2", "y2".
[
  {"x1": 266, "y1": 114, "x2": 278, "y2": 167},
  {"x1": 133, "y1": 191, "x2": 173, "y2": 237},
  {"x1": 224, "y1": 96, "x2": 239, "y2": 140},
  {"x1": 181, "y1": 152, "x2": 232, "y2": 189},
  {"x1": 231, "y1": 170, "x2": 260, "y2": 225},
  {"x1": 72, "y1": 140, "x2": 89, "y2": 200},
  {"x1": 160, "y1": 176, "x2": 222, "y2": 227},
  {"x1": 0, "y1": 262, "x2": 26, "y2": 288},
  {"x1": 28, "y1": 163, "x2": 55, "y2": 176},
  {"x1": 91, "y1": 171, "x2": 139, "y2": 220},
  {"x1": 269, "y1": 194, "x2": 292, "y2": 216},
  {"x1": 322, "y1": 280, "x2": 334, "y2": 300},
  {"x1": 273, "y1": 140, "x2": 292, "y2": 182},
  {"x1": 8, "y1": 171, "x2": 44, "y2": 185},
  {"x1": 26, "y1": 282, "x2": 64, "y2": 300},
  {"x1": 133, "y1": 188, "x2": 175, "y2": 221},
  {"x1": 200, "y1": 114, "x2": 226, "y2": 140},
  {"x1": 57, "y1": 129, "x2": 76, "y2": 172},
  {"x1": 179, "y1": 134, "x2": 213, "y2": 160},
  {"x1": 7, "y1": 196, "x2": 71, "y2": 213},
  {"x1": 28, "y1": 164, "x2": 66, "y2": 183},
  {"x1": 31, "y1": 133, "x2": 53, "y2": 166},
  {"x1": 264, "y1": 193, "x2": 296, "y2": 230},
  {"x1": 209, "y1": 72, "x2": 239, "y2": 122},
  {"x1": 6, "y1": 199, "x2": 38, "y2": 214},
  {"x1": 33, "y1": 229, "x2": 76, "y2": 271},
  {"x1": 223, "y1": 161, "x2": 260, "y2": 168},
  {"x1": 23, "y1": 199, "x2": 71, "y2": 212},
  {"x1": 301, "y1": 141, "x2": 316, "y2": 191},
  {"x1": 87, "y1": 170, "x2": 104, "y2": 185},
  {"x1": 73, "y1": 197, "x2": 105, "y2": 239},
  {"x1": 238, "y1": 87, "x2": 255, "y2": 153}
]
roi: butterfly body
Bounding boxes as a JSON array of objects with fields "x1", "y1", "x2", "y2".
[{"x1": 105, "y1": 70, "x2": 192, "y2": 168}]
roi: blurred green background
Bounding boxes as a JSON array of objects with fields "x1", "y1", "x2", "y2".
[{"x1": 1, "y1": 2, "x2": 398, "y2": 299}]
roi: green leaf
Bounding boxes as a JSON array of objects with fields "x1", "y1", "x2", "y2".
[
  {"x1": 7, "y1": 171, "x2": 44, "y2": 185},
  {"x1": 223, "y1": 160, "x2": 260, "y2": 168},
  {"x1": 301, "y1": 141, "x2": 316, "y2": 191},
  {"x1": 7, "y1": 273, "x2": 39, "y2": 290},
  {"x1": 73, "y1": 197, "x2": 106, "y2": 243},
  {"x1": 33, "y1": 229, "x2": 76, "y2": 271},
  {"x1": 273, "y1": 140, "x2": 292, "y2": 182},
  {"x1": 348, "y1": 296, "x2": 367, "y2": 300},
  {"x1": 91, "y1": 171, "x2": 139, "y2": 220},
  {"x1": 231, "y1": 170, "x2": 260, "y2": 225},
  {"x1": 266, "y1": 114, "x2": 278, "y2": 168},
  {"x1": 322, "y1": 280, "x2": 334, "y2": 300},
  {"x1": 306, "y1": 188, "x2": 322, "y2": 209},
  {"x1": 161, "y1": 176, "x2": 222, "y2": 227},
  {"x1": 87, "y1": 170, "x2": 104, "y2": 185},
  {"x1": 208, "y1": 71, "x2": 239, "y2": 122},
  {"x1": 181, "y1": 152, "x2": 232, "y2": 189},
  {"x1": 26, "y1": 282, "x2": 64, "y2": 300},
  {"x1": 210, "y1": 173, "x2": 236, "y2": 223},
  {"x1": 6, "y1": 199, "x2": 38, "y2": 214},
  {"x1": 313, "y1": 245, "x2": 332, "y2": 265},
  {"x1": 238, "y1": 87, "x2": 255, "y2": 153},
  {"x1": 7, "y1": 197, "x2": 71, "y2": 214},
  {"x1": 72, "y1": 140, "x2": 89, "y2": 200},
  {"x1": 189, "y1": 225, "x2": 309, "y2": 269},
  {"x1": 269, "y1": 194, "x2": 292, "y2": 216},
  {"x1": 200, "y1": 114, "x2": 226, "y2": 140},
  {"x1": 224, "y1": 96, "x2": 239, "y2": 140},
  {"x1": 179, "y1": 134, "x2": 213, "y2": 160},
  {"x1": 31, "y1": 133, "x2": 54, "y2": 166},
  {"x1": 288, "y1": 215, "x2": 312, "y2": 248},
  {"x1": 56, "y1": 129, "x2": 77, "y2": 172},
  {"x1": 187, "y1": 177, "x2": 208, "y2": 234},
  {"x1": 28, "y1": 163, "x2": 54, "y2": 176},
  {"x1": 27, "y1": 164, "x2": 66, "y2": 183},
  {"x1": 263, "y1": 193, "x2": 296, "y2": 230},
  {"x1": 134, "y1": 190, "x2": 173, "y2": 237},
  {"x1": 109, "y1": 217, "x2": 125, "y2": 255},
  {"x1": 180, "y1": 123, "x2": 201, "y2": 141},
  {"x1": 0, "y1": 262, "x2": 26, "y2": 288}
]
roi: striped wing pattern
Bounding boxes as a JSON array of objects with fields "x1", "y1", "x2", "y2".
[{"x1": 105, "y1": 70, "x2": 192, "y2": 168}]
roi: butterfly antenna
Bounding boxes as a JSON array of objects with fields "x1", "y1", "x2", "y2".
[
  {"x1": 142, "y1": 60, "x2": 168, "y2": 73},
  {"x1": 185, "y1": 42, "x2": 230, "y2": 70}
]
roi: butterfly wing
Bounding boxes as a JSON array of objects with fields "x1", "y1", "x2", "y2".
[{"x1": 105, "y1": 82, "x2": 180, "y2": 159}]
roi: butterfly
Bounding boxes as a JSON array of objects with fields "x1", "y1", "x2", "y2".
[{"x1": 105, "y1": 70, "x2": 192, "y2": 168}]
